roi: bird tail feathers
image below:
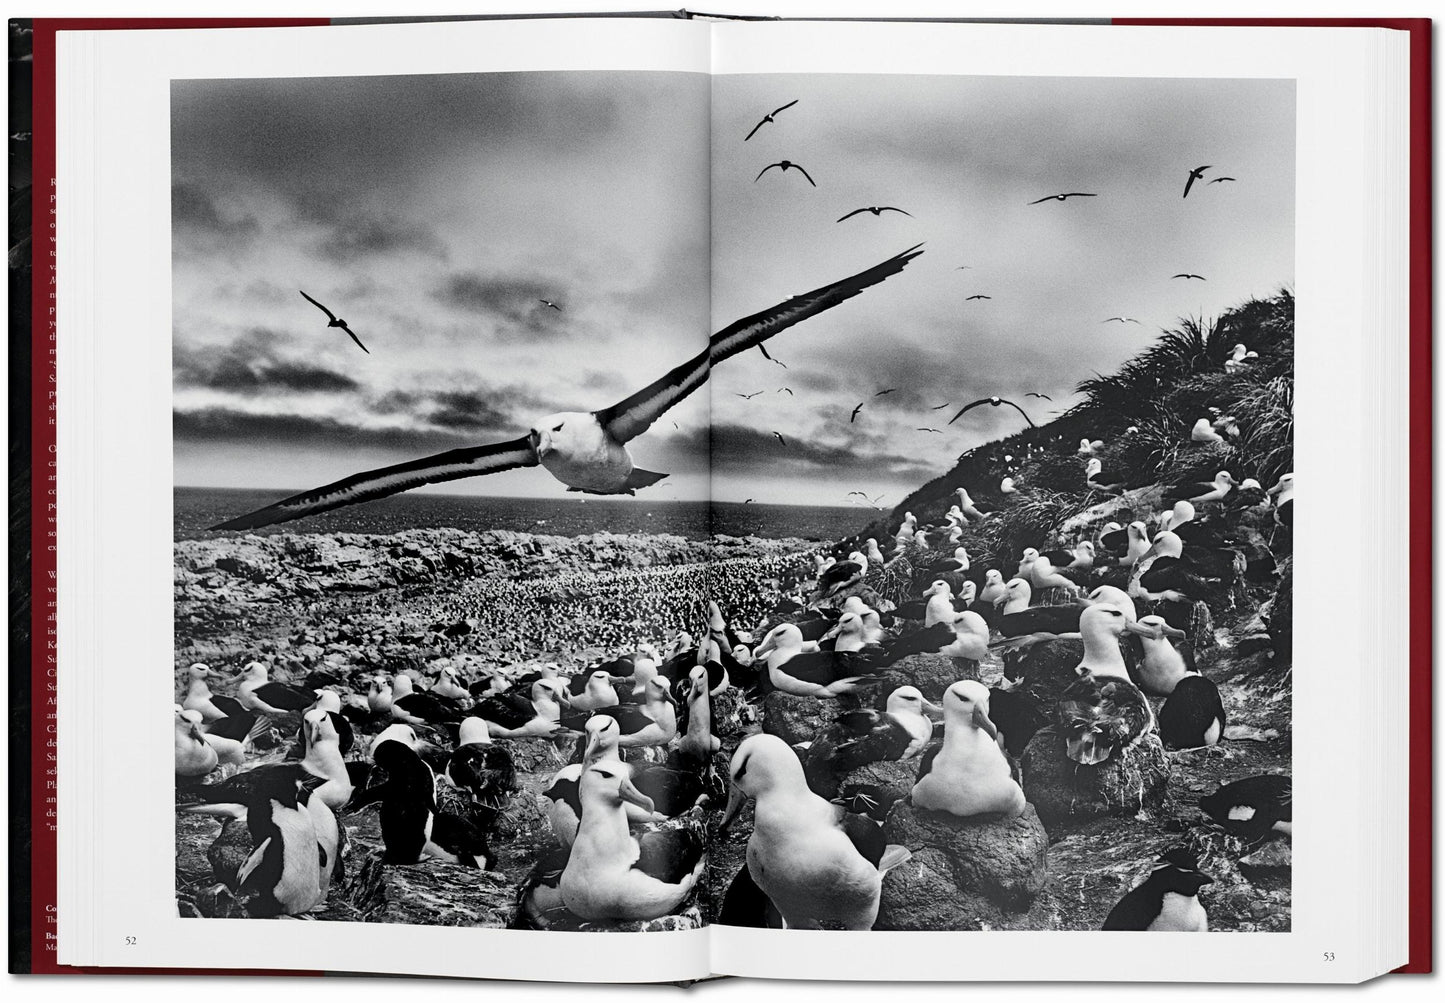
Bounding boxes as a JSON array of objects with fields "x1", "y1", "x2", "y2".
[{"x1": 878, "y1": 844, "x2": 913, "y2": 875}]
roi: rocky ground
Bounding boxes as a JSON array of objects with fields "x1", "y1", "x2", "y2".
[{"x1": 175, "y1": 524, "x2": 1290, "y2": 935}]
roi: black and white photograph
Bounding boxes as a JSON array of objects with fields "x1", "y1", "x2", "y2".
[{"x1": 171, "y1": 67, "x2": 1295, "y2": 934}]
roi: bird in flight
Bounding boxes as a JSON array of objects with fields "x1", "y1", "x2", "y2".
[
  {"x1": 966, "y1": 294, "x2": 992, "y2": 301},
  {"x1": 955, "y1": 265, "x2": 972, "y2": 271},
  {"x1": 757, "y1": 343, "x2": 787, "y2": 368},
  {"x1": 744, "y1": 99, "x2": 798, "y2": 141},
  {"x1": 539, "y1": 299, "x2": 562, "y2": 311},
  {"x1": 847, "y1": 490, "x2": 886, "y2": 510},
  {"x1": 735, "y1": 391, "x2": 764, "y2": 400},
  {"x1": 850, "y1": 403, "x2": 865, "y2": 423},
  {"x1": 1171, "y1": 273, "x2": 1207, "y2": 281},
  {"x1": 777, "y1": 387, "x2": 794, "y2": 396},
  {"x1": 756, "y1": 160, "x2": 816, "y2": 186},
  {"x1": 771, "y1": 432, "x2": 788, "y2": 447},
  {"x1": 1183, "y1": 165, "x2": 1211, "y2": 199},
  {"x1": 743, "y1": 498, "x2": 756, "y2": 505},
  {"x1": 837, "y1": 206, "x2": 913, "y2": 223},
  {"x1": 212, "y1": 244, "x2": 924, "y2": 530},
  {"x1": 1025, "y1": 392, "x2": 1052, "y2": 401},
  {"x1": 1029, "y1": 192, "x2": 1097, "y2": 204},
  {"x1": 930, "y1": 402, "x2": 952, "y2": 410},
  {"x1": 299, "y1": 290, "x2": 369, "y2": 354},
  {"x1": 1208, "y1": 176, "x2": 1237, "y2": 185},
  {"x1": 947, "y1": 396, "x2": 1036, "y2": 429},
  {"x1": 1102, "y1": 317, "x2": 1141, "y2": 324},
  {"x1": 917, "y1": 427, "x2": 943, "y2": 434},
  {"x1": 874, "y1": 388, "x2": 897, "y2": 397}
]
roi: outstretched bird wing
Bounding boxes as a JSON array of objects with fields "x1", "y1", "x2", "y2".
[
  {"x1": 836, "y1": 207, "x2": 870, "y2": 223},
  {"x1": 771, "y1": 98, "x2": 799, "y2": 117},
  {"x1": 210, "y1": 437, "x2": 539, "y2": 530},
  {"x1": 339, "y1": 324, "x2": 369, "y2": 354},
  {"x1": 999, "y1": 398, "x2": 1037, "y2": 427},
  {"x1": 947, "y1": 398, "x2": 992, "y2": 425},
  {"x1": 879, "y1": 207, "x2": 912, "y2": 217},
  {"x1": 755, "y1": 163, "x2": 782, "y2": 181},
  {"x1": 743, "y1": 118, "x2": 767, "y2": 142},
  {"x1": 793, "y1": 164, "x2": 818, "y2": 187},
  {"x1": 597, "y1": 246, "x2": 921, "y2": 444},
  {"x1": 299, "y1": 289, "x2": 337, "y2": 322}
]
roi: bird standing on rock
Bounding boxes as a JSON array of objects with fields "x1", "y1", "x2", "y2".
[{"x1": 912, "y1": 681, "x2": 1025, "y2": 819}]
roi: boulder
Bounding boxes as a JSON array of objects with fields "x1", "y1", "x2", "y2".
[
  {"x1": 762, "y1": 691, "x2": 829, "y2": 746},
  {"x1": 832, "y1": 757, "x2": 919, "y2": 818},
  {"x1": 1004, "y1": 639, "x2": 1084, "y2": 700},
  {"x1": 870, "y1": 653, "x2": 963, "y2": 700},
  {"x1": 342, "y1": 848, "x2": 517, "y2": 927},
  {"x1": 883, "y1": 800, "x2": 1048, "y2": 911},
  {"x1": 1020, "y1": 725, "x2": 1171, "y2": 831}
]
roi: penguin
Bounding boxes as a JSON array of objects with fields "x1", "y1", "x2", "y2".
[
  {"x1": 1158, "y1": 674, "x2": 1227, "y2": 750},
  {"x1": 557, "y1": 763, "x2": 707, "y2": 922},
  {"x1": 370, "y1": 728, "x2": 491, "y2": 869},
  {"x1": 720, "y1": 733, "x2": 910, "y2": 930},
  {"x1": 1199, "y1": 774, "x2": 1291, "y2": 840},
  {"x1": 911, "y1": 681, "x2": 1025, "y2": 819},
  {"x1": 439, "y1": 717, "x2": 519, "y2": 828},
  {"x1": 1102, "y1": 847, "x2": 1213, "y2": 931},
  {"x1": 232, "y1": 771, "x2": 325, "y2": 918}
]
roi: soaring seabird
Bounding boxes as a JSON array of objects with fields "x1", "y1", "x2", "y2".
[
  {"x1": 1102, "y1": 317, "x2": 1141, "y2": 324},
  {"x1": 965, "y1": 294, "x2": 992, "y2": 301},
  {"x1": 1171, "y1": 273, "x2": 1206, "y2": 281},
  {"x1": 1029, "y1": 192, "x2": 1098, "y2": 204},
  {"x1": 299, "y1": 289, "x2": 369, "y2": 354},
  {"x1": 216, "y1": 246, "x2": 921, "y2": 529},
  {"x1": 1182, "y1": 165, "x2": 1211, "y2": 199},
  {"x1": 755, "y1": 160, "x2": 816, "y2": 186},
  {"x1": 1208, "y1": 176, "x2": 1236, "y2": 185},
  {"x1": 539, "y1": 299, "x2": 562, "y2": 311},
  {"x1": 837, "y1": 206, "x2": 912, "y2": 222},
  {"x1": 947, "y1": 396, "x2": 1036, "y2": 428},
  {"x1": 744, "y1": 98, "x2": 798, "y2": 141}
]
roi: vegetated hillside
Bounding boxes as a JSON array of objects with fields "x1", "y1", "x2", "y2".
[{"x1": 856, "y1": 288, "x2": 1294, "y2": 566}]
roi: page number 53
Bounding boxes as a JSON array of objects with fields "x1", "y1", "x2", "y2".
[{"x1": 1322, "y1": 952, "x2": 1335, "y2": 962}]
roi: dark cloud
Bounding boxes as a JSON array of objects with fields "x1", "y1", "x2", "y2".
[
  {"x1": 433, "y1": 272, "x2": 572, "y2": 340},
  {"x1": 310, "y1": 211, "x2": 448, "y2": 265},
  {"x1": 174, "y1": 330, "x2": 359, "y2": 394},
  {"x1": 425, "y1": 390, "x2": 515, "y2": 432},
  {"x1": 173, "y1": 407, "x2": 476, "y2": 454},
  {"x1": 172, "y1": 182, "x2": 259, "y2": 241},
  {"x1": 666, "y1": 423, "x2": 937, "y2": 481}
]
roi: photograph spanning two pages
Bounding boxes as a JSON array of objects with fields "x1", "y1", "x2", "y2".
[{"x1": 51, "y1": 17, "x2": 1414, "y2": 984}]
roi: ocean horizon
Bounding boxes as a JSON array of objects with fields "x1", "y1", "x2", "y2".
[{"x1": 175, "y1": 487, "x2": 879, "y2": 543}]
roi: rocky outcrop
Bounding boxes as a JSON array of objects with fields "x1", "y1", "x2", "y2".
[
  {"x1": 761, "y1": 691, "x2": 830, "y2": 746},
  {"x1": 875, "y1": 801, "x2": 1049, "y2": 930},
  {"x1": 868, "y1": 652, "x2": 964, "y2": 700},
  {"x1": 1020, "y1": 726, "x2": 1171, "y2": 830}
]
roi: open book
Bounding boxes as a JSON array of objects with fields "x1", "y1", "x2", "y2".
[{"x1": 10, "y1": 10, "x2": 1432, "y2": 985}]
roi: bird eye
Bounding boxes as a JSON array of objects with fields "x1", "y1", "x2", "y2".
[{"x1": 552, "y1": 424, "x2": 564, "y2": 433}]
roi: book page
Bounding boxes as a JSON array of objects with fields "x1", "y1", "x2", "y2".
[
  {"x1": 705, "y1": 18, "x2": 1406, "y2": 983},
  {"x1": 57, "y1": 16, "x2": 727, "y2": 982}
]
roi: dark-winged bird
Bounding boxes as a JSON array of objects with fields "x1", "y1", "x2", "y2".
[
  {"x1": 1029, "y1": 192, "x2": 1097, "y2": 204},
  {"x1": 837, "y1": 206, "x2": 912, "y2": 223},
  {"x1": 299, "y1": 290, "x2": 368, "y2": 354},
  {"x1": 771, "y1": 431, "x2": 787, "y2": 447},
  {"x1": 1182, "y1": 165, "x2": 1211, "y2": 198},
  {"x1": 744, "y1": 99, "x2": 798, "y2": 141},
  {"x1": 755, "y1": 160, "x2": 816, "y2": 186},
  {"x1": 850, "y1": 402, "x2": 864, "y2": 423},
  {"x1": 1208, "y1": 176, "x2": 1236, "y2": 185},
  {"x1": 1171, "y1": 273, "x2": 1206, "y2": 281},
  {"x1": 1102, "y1": 316, "x2": 1140, "y2": 324},
  {"x1": 1025, "y1": 392, "x2": 1051, "y2": 400},
  {"x1": 539, "y1": 299, "x2": 562, "y2": 311},
  {"x1": 965, "y1": 294, "x2": 992, "y2": 301},
  {"x1": 948, "y1": 396, "x2": 1036, "y2": 428}
]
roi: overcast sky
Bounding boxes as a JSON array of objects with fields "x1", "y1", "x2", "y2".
[{"x1": 173, "y1": 70, "x2": 1292, "y2": 507}]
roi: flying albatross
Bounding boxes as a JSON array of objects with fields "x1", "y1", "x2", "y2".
[{"x1": 214, "y1": 245, "x2": 924, "y2": 530}]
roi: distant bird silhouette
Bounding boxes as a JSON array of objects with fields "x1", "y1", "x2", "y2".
[
  {"x1": 965, "y1": 294, "x2": 992, "y2": 301},
  {"x1": 758, "y1": 343, "x2": 787, "y2": 368},
  {"x1": 837, "y1": 206, "x2": 912, "y2": 223},
  {"x1": 955, "y1": 265, "x2": 972, "y2": 270},
  {"x1": 771, "y1": 431, "x2": 787, "y2": 447},
  {"x1": 948, "y1": 396, "x2": 1036, "y2": 428},
  {"x1": 1102, "y1": 316, "x2": 1141, "y2": 324},
  {"x1": 756, "y1": 161, "x2": 816, "y2": 186},
  {"x1": 930, "y1": 402, "x2": 951, "y2": 410},
  {"x1": 743, "y1": 498, "x2": 755, "y2": 504},
  {"x1": 1025, "y1": 392, "x2": 1052, "y2": 401},
  {"x1": 744, "y1": 99, "x2": 798, "y2": 141},
  {"x1": 1029, "y1": 192, "x2": 1097, "y2": 204},
  {"x1": 850, "y1": 403, "x2": 864, "y2": 423},
  {"x1": 777, "y1": 387, "x2": 794, "y2": 395},
  {"x1": 1171, "y1": 273, "x2": 1206, "y2": 281},
  {"x1": 847, "y1": 491, "x2": 886, "y2": 509},
  {"x1": 917, "y1": 428, "x2": 942, "y2": 434},
  {"x1": 735, "y1": 391, "x2": 764, "y2": 400},
  {"x1": 1182, "y1": 165, "x2": 1211, "y2": 199},
  {"x1": 539, "y1": 299, "x2": 562, "y2": 311},
  {"x1": 874, "y1": 388, "x2": 897, "y2": 397},
  {"x1": 1208, "y1": 177, "x2": 1236, "y2": 185},
  {"x1": 299, "y1": 290, "x2": 368, "y2": 354}
]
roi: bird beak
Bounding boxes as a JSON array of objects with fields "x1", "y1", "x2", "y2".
[
  {"x1": 754, "y1": 634, "x2": 777, "y2": 658},
  {"x1": 1124, "y1": 620, "x2": 1157, "y2": 638},
  {"x1": 583, "y1": 732, "x2": 602, "y2": 762},
  {"x1": 972, "y1": 705, "x2": 999, "y2": 739},
  {"x1": 820, "y1": 623, "x2": 841, "y2": 641},
  {"x1": 720, "y1": 784, "x2": 747, "y2": 830},
  {"x1": 922, "y1": 700, "x2": 944, "y2": 722},
  {"x1": 528, "y1": 428, "x2": 543, "y2": 454},
  {"x1": 1163, "y1": 624, "x2": 1187, "y2": 639},
  {"x1": 617, "y1": 776, "x2": 656, "y2": 815}
]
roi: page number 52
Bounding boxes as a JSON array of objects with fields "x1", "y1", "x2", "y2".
[
  {"x1": 124, "y1": 936, "x2": 137, "y2": 946},
  {"x1": 1322, "y1": 952, "x2": 1335, "y2": 962}
]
